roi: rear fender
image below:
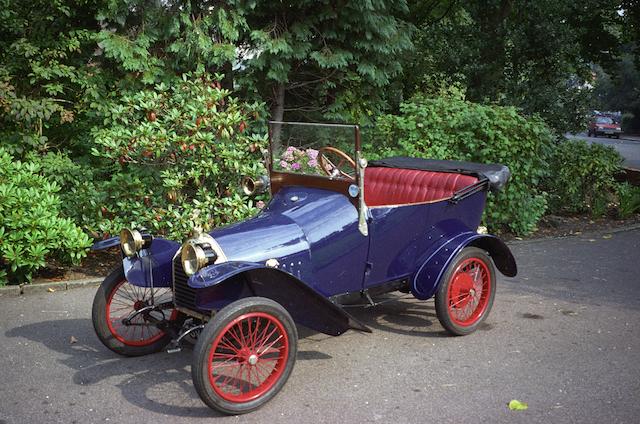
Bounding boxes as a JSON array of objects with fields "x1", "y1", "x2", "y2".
[
  {"x1": 190, "y1": 262, "x2": 370, "y2": 336},
  {"x1": 93, "y1": 237, "x2": 179, "y2": 288},
  {"x1": 412, "y1": 233, "x2": 517, "y2": 300}
]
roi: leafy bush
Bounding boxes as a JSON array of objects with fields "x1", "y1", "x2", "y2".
[
  {"x1": 616, "y1": 182, "x2": 640, "y2": 218},
  {"x1": 366, "y1": 93, "x2": 554, "y2": 235},
  {"x1": 0, "y1": 149, "x2": 92, "y2": 285},
  {"x1": 544, "y1": 140, "x2": 622, "y2": 216},
  {"x1": 88, "y1": 74, "x2": 268, "y2": 240},
  {"x1": 25, "y1": 151, "x2": 100, "y2": 231},
  {"x1": 621, "y1": 112, "x2": 636, "y2": 134}
]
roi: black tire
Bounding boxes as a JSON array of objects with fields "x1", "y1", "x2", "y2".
[
  {"x1": 435, "y1": 247, "x2": 496, "y2": 336},
  {"x1": 92, "y1": 266, "x2": 179, "y2": 356},
  {"x1": 192, "y1": 297, "x2": 298, "y2": 415}
]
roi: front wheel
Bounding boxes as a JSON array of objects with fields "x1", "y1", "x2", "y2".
[
  {"x1": 435, "y1": 247, "x2": 496, "y2": 336},
  {"x1": 192, "y1": 297, "x2": 298, "y2": 415},
  {"x1": 92, "y1": 266, "x2": 180, "y2": 356}
]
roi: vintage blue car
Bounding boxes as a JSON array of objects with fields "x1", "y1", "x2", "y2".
[{"x1": 91, "y1": 121, "x2": 517, "y2": 414}]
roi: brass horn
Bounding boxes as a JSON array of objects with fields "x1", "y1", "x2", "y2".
[{"x1": 242, "y1": 175, "x2": 269, "y2": 196}]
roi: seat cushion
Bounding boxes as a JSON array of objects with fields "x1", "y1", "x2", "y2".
[{"x1": 364, "y1": 167, "x2": 478, "y2": 207}]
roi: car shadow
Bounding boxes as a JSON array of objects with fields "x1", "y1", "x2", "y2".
[
  {"x1": 6, "y1": 318, "x2": 336, "y2": 418},
  {"x1": 5, "y1": 294, "x2": 449, "y2": 418},
  {"x1": 342, "y1": 294, "x2": 449, "y2": 338}
]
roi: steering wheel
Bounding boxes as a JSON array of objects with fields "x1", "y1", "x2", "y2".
[{"x1": 318, "y1": 147, "x2": 356, "y2": 179}]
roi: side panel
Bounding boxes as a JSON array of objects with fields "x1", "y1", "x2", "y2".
[
  {"x1": 365, "y1": 191, "x2": 486, "y2": 289},
  {"x1": 276, "y1": 187, "x2": 369, "y2": 297},
  {"x1": 212, "y1": 187, "x2": 368, "y2": 297}
]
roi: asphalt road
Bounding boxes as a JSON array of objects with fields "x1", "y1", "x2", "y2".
[
  {"x1": 567, "y1": 132, "x2": 640, "y2": 171},
  {"x1": 1, "y1": 229, "x2": 639, "y2": 424}
]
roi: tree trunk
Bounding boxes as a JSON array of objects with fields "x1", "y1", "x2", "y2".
[{"x1": 270, "y1": 83, "x2": 286, "y2": 152}]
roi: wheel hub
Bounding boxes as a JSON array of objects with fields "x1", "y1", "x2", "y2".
[
  {"x1": 452, "y1": 272, "x2": 475, "y2": 308},
  {"x1": 248, "y1": 354, "x2": 259, "y2": 366}
]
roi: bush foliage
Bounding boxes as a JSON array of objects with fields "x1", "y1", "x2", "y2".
[
  {"x1": 367, "y1": 93, "x2": 555, "y2": 235},
  {"x1": 87, "y1": 74, "x2": 268, "y2": 240},
  {"x1": 544, "y1": 140, "x2": 622, "y2": 215},
  {"x1": 0, "y1": 149, "x2": 92, "y2": 285}
]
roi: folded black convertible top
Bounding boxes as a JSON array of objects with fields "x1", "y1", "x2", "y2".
[{"x1": 368, "y1": 156, "x2": 511, "y2": 192}]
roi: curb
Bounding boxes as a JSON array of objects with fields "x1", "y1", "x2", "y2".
[
  {"x1": 0, "y1": 277, "x2": 102, "y2": 298},
  {"x1": 506, "y1": 223, "x2": 640, "y2": 246}
]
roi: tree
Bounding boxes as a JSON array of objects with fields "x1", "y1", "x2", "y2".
[
  {"x1": 236, "y1": 0, "x2": 414, "y2": 124},
  {"x1": 593, "y1": 47, "x2": 640, "y2": 131},
  {"x1": 0, "y1": 0, "x2": 107, "y2": 156},
  {"x1": 402, "y1": 0, "x2": 625, "y2": 133}
]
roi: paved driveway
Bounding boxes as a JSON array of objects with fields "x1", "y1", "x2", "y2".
[{"x1": 1, "y1": 229, "x2": 639, "y2": 424}]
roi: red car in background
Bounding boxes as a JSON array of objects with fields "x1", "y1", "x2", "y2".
[{"x1": 588, "y1": 116, "x2": 622, "y2": 138}]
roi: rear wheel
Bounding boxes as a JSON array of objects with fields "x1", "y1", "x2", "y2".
[
  {"x1": 435, "y1": 247, "x2": 496, "y2": 336},
  {"x1": 92, "y1": 266, "x2": 180, "y2": 356},
  {"x1": 192, "y1": 297, "x2": 297, "y2": 415}
]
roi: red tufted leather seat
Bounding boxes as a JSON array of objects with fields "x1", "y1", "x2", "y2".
[{"x1": 364, "y1": 167, "x2": 477, "y2": 207}]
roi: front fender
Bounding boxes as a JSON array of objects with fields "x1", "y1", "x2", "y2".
[
  {"x1": 123, "y1": 238, "x2": 180, "y2": 288},
  {"x1": 190, "y1": 262, "x2": 370, "y2": 336},
  {"x1": 91, "y1": 236, "x2": 121, "y2": 251},
  {"x1": 412, "y1": 233, "x2": 517, "y2": 300}
]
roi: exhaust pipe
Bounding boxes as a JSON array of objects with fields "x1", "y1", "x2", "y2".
[{"x1": 242, "y1": 175, "x2": 270, "y2": 196}]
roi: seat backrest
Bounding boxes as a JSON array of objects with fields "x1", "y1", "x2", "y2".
[{"x1": 364, "y1": 167, "x2": 477, "y2": 207}]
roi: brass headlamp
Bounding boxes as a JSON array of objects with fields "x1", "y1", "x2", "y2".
[
  {"x1": 120, "y1": 228, "x2": 153, "y2": 257},
  {"x1": 181, "y1": 242, "x2": 218, "y2": 276}
]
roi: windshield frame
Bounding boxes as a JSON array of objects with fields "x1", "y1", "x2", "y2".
[{"x1": 267, "y1": 121, "x2": 362, "y2": 206}]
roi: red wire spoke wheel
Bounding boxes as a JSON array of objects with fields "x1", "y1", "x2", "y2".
[
  {"x1": 92, "y1": 266, "x2": 181, "y2": 356},
  {"x1": 435, "y1": 247, "x2": 496, "y2": 336},
  {"x1": 193, "y1": 297, "x2": 298, "y2": 415},
  {"x1": 105, "y1": 279, "x2": 177, "y2": 347}
]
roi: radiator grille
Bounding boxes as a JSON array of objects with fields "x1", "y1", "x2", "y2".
[{"x1": 172, "y1": 256, "x2": 199, "y2": 311}]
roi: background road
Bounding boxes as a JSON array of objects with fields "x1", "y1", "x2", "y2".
[
  {"x1": 1, "y1": 229, "x2": 639, "y2": 424},
  {"x1": 567, "y1": 132, "x2": 640, "y2": 171}
]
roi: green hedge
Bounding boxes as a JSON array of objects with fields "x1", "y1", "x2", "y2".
[
  {"x1": 86, "y1": 74, "x2": 268, "y2": 240},
  {"x1": 367, "y1": 94, "x2": 555, "y2": 235},
  {"x1": 0, "y1": 149, "x2": 92, "y2": 285},
  {"x1": 544, "y1": 140, "x2": 622, "y2": 216}
]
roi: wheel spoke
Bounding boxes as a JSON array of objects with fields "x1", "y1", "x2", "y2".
[
  {"x1": 446, "y1": 257, "x2": 492, "y2": 327},
  {"x1": 255, "y1": 325, "x2": 279, "y2": 353},
  {"x1": 207, "y1": 311, "x2": 290, "y2": 402},
  {"x1": 106, "y1": 280, "x2": 174, "y2": 347}
]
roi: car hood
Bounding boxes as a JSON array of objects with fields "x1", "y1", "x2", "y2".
[{"x1": 211, "y1": 209, "x2": 310, "y2": 264}]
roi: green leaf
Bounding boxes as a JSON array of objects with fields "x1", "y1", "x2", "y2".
[{"x1": 508, "y1": 400, "x2": 529, "y2": 411}]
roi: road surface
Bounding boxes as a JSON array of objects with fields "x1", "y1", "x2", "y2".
[{"x1": 1, "y1": 229, "x2": 639, "y2": 424}]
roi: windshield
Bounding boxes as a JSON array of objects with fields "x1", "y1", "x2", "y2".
[
  {"x1": 269, "y1": 122, "x2": 357, "y2": 181},
  {"x1": 596, "y1": 117, "x2": 614, "y2": 124}
]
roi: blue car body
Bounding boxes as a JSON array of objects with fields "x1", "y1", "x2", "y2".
[{"x1": 95, "y1": 171, "x2": 515, "y2": 335}]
